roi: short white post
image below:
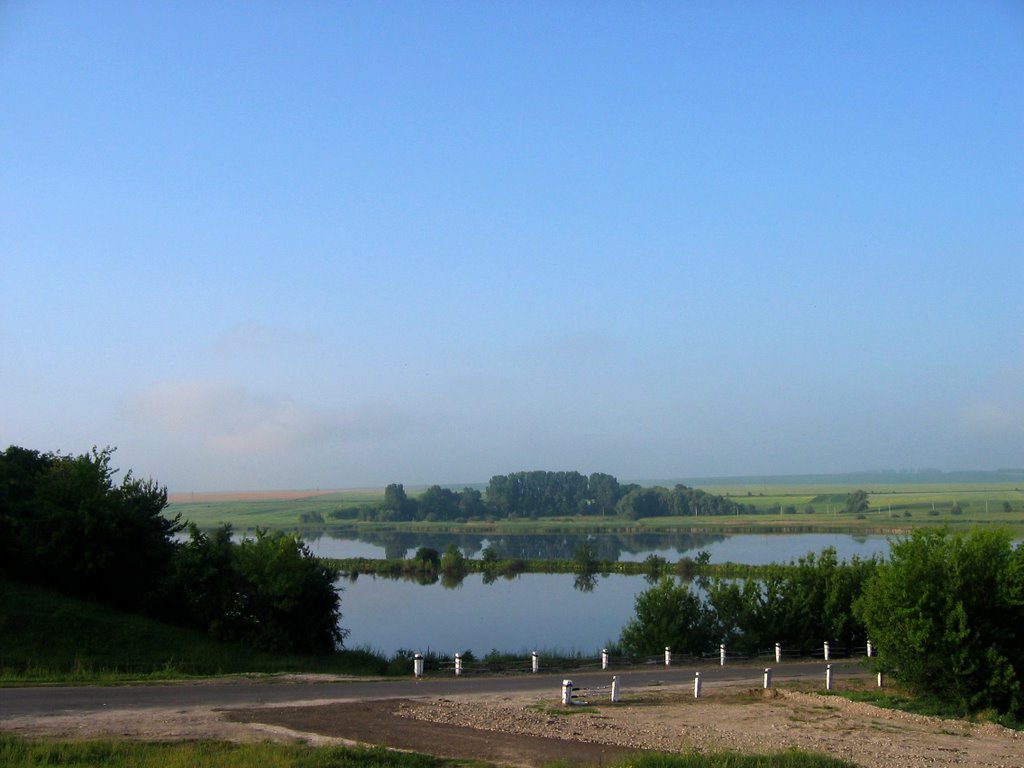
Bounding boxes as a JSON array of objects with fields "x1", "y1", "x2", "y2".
[
  {"x1": 602, "y1": 648, "x2": 609, "y2": 670},
  {"x1": 826, "y1": 664, "x2": 833, "y2": 691},
  {"x1": 823, "y1": 641, "x2": 830, "y2": 661},
  {"x1": 532, "y1": 651, "x2": 539, "y2": 674},
  {"x1": 610, "y1": 675, "x2": 620, "y2": 703},
  {"x1": 866, "y1": 640, "x2": 874, "y2": 657},
  {"x1": 454, "y1": 653, "x2": 462, "y2": 676},
  {"x1": 414, "y1": 653, "x2": 424, "y2": 678},
  {"x1": 775, "y1": 642, "x2": 781, "y2": 663},
  {"x1": 561, "y1": 679, "x2": 574, "y2": 706},
  {"x1": 763, "y1": 667, "x2": 772, "y2": 689},
  {"x1": 877, "y1": 671, "x2": 884, "y2": 688},
  {"x1": 664, "y1": 646, "x2": 672, "y2": 666},
  {"x1": 720, "y1": 643, "x2": 726, "y2": 666},
  {"x1": 694, "y1": 671, "x2": 702, "y2": 698}
]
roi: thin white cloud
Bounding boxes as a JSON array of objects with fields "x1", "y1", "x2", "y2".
[{"x1": 124, "y1": 378, "x2": 405, "y2": 457}]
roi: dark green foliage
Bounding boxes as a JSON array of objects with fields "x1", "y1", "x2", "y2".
[
  {"x1": 620, "y1": 578, "x2": 716, "y2": 656},
  {"x1": 844, "y1": 490, "x2": 869, "y2": 514},
  {"x1": 356, "y1": 471, "x2": 758, "y2": 521},
  {"x1": 621, "y1": 548, "x2": 877, "y2": 658},
  {"x1": 855, "y1": 528, "x2": 1024, "y2": 718},
  {"x1": 708, "y1": 548, "x2": 877, "y2": 656},
  {"x1": 439, "y1": 543, "x2": 466, "y2": 575},
  {"x1": 0, "y1": 446, "x2": 183, "y2": 612},
  {"x1": 1, "y1": 445, "x2": 345, "y2": 657},
  {"x1": 165, "y1": 528, "x2": 344, "y2": 659}
]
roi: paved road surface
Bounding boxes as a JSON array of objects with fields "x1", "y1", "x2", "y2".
[{"x1": 0, "y1": 659, "x2": 868, "y2": 719}]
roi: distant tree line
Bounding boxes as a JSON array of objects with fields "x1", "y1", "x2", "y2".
[
  {"x1": 334, "y1": 471, "x2": 762, "y2": 522},
  {"x1": 0, "y1": 445, "x2": 343, "y2": 655}
]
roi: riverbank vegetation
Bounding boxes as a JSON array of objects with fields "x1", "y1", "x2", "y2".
[{"x1": 619, "y1": 528, "x2": 1024, "y2": 723}]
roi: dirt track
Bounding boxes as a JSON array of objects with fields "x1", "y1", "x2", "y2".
[{"x1": 3, "y1": 680, "x2": 1022, "y2": 767}]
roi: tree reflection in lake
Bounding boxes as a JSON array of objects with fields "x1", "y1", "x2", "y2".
[{"x1": 342, "y1": 530, "x2": 728, "y2": 562}]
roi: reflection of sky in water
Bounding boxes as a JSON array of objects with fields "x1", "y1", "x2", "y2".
[
  {"x1": 697, "y1": 534, "x2": 890, "y2": 564},
  {"x1": 339, "y1": 572, "x2": 652, "y2": 657},
  {"x1": 331, "y1": 532, "x2": 894, "y2": 656},
  {"x1": 306, "y1": 532, "x2": 892, "y2": 564}
]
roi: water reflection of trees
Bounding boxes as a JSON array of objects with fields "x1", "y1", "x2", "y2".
[{"x1": 350, "y1": 531, "x2": 727, "y2": 562}]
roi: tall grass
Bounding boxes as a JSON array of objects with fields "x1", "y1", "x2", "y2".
[
  {"x1": 0, "y1": 738, "x2": 458, "y2": 768},
  {"x1": 0, "y1": 737, "x2": 858, "y2": 768}
]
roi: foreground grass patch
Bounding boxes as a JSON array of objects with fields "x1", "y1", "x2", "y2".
[
  {"x1": 0, "y1": 737, "x2": 857, "y2": 768},
  {"x1": 0, "y1": 737, "x2": 473, "y2": 768}
]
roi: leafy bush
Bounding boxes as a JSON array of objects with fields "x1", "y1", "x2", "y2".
[{"x1": 855, "y1": 528, "x2": 1024, "y2": 718}]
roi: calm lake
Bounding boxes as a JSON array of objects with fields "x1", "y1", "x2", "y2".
[{"x1": 315, "y1": 531, "x2": 893, "y2": 657}]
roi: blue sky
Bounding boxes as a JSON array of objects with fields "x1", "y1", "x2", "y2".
[{"x1": 2, "y1": 1, "x2": 1022, "y2": 491}]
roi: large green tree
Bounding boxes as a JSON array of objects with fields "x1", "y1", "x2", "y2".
[{"x1": 855, "y1": 528, "x2": 1024, "y2": 717}]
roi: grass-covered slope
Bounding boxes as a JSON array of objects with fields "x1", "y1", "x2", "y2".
[{"x1": 0, "y1": 577, "x2": 385, "y2": 683}]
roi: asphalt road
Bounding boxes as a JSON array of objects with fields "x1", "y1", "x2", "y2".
[{"x1": 0, "y1": 659, "x2": 869, "y2": 719}]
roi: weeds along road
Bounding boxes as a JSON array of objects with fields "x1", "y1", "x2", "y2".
[{"x1": 0, "y1": 659, "x2": 869, "y2": 719}]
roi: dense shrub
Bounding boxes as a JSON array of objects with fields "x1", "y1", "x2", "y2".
[{"x1": 855, "y1": 528, "x2": 1024, "y2": 718}]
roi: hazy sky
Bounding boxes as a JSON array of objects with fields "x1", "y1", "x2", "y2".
[{"x1": 2, "y1": 2, "x2": 1022, "y2": 491}]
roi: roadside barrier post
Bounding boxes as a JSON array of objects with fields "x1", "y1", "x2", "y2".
[
  {"x1": 826, "y1": 664, "x2": 833, "y2": 691},
  {"x1": 602, "y1": 648, "x2": 609, "y2": 670},
  {"x1": 454, "y1": 653, "x2": 462, "y2": 676},
  {"x1": 775, "y1": 642, "x2": 781, "y2": 663},
  {"x1": 414, "y1": 653, "x2": 424, "y2": 678},
  {"x1": 823, "y1": 641, "x2": 830, "y2": 661},
  {"x1": 763, "y1": 668, "x2": 772, "y2": 689},
  {"x1": 611, "y1": 676, "x2": 620, "y2": 703},
  {"x1": 664, "y1": 647, "x2": 672, "y2": 666},
  {"x1": 877, "y1": 672, "x2": 884, "y2": 688},
  {"x1": 694, "y1": 672, "x2": 702, "y2": 698},
  {"x1": 866, "y1": 640, "x2": 874, "y2": 657},
  {"x1": 532, "y1": 651, "x2": 539, "y2": 674},
  {"x1": 561, "y1": 679, "x2": 574, "y2": 706},
  {"x1": 720, "y1": 643, "x2": 726, "y2": 666}
]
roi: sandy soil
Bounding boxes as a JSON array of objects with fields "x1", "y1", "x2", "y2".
[{"x1": 3, "y1": 681, "x2": 1021, "y2": 768}]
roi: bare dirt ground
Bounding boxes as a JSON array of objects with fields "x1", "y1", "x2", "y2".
[{"x1": 3, "y1": 680, "x2": 1022, "y2": 768}]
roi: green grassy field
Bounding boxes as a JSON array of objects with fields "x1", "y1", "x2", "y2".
[
  {"x1": 166, "y1": 483, "x2": 1024, "y2": 536},
  {"x1": 0, "y1": 578, "x2": 389, "y2": 683}
]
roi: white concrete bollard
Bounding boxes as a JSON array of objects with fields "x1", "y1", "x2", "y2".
[
  {"x1": 694, "y1": 671, "x2": 702, "y2": 698},
  {"x1": 763, "y1": 668, "x2": 772, "y2": 689},
  {"x1": 602, "y1": 648, "x2": 609, "y2": 670},
  {"x1": 611, "y1": 676, "x2": 620, "y2": 703},
  {"x1": 664, "y1": 647, "x2": 672, "y2": 666},
  {"x1": 775, "y1": 642, "x2": 782, "y2": 663},
  {"x1": 532, "y1": 651, "x2": 539, "y2": 674},
  {"x1": 454, "y1": 653, "x2": 462, "y2": 676},
  {"x1": 866, "y1": 640, "x2": 874, "y2": 657},
  {"x1": 823, "y1": 641, "x2": 830, "y2": 661},
  {"x1": 414, "y1": 653, "x2": 424, "y2": 678},
  {"x1": 720, "y1": 643, "x2": 726, "y2": 666},
  {"x1": 561, "y1": 679, "x2": 574, "y2": 706},
  {"x1": 826, "y1": 664, "x2": 833, "y2": 691},
  {"x1": 877, "y1": 671, "x2": 884, "y2": 688}
]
